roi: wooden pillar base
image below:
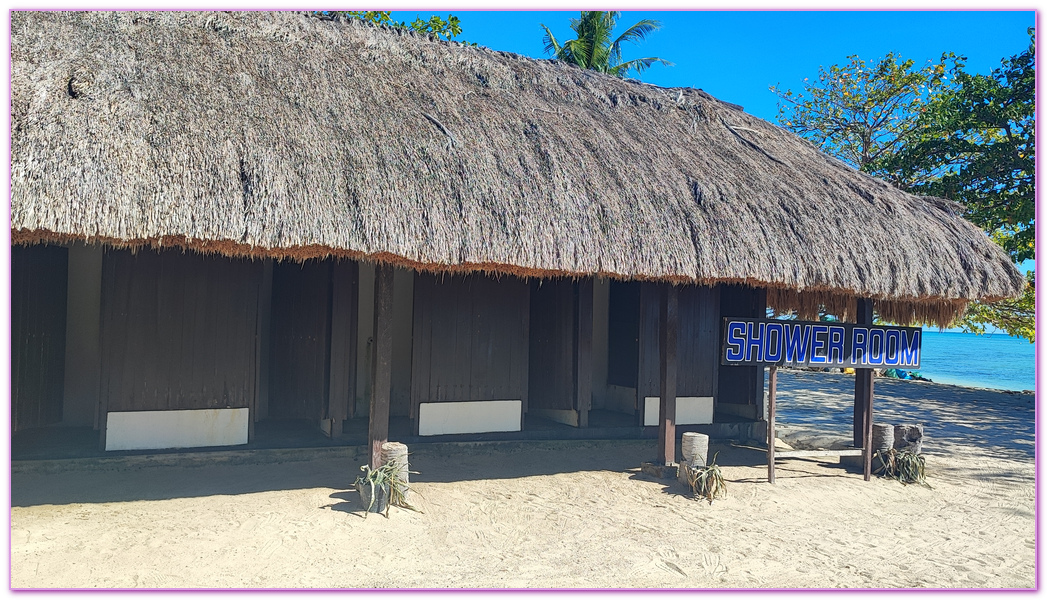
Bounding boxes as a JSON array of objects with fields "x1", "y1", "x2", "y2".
[
  {"x1": 368, "y1": 264, "x2": 394, "y2": 469},
  {"x1": 656, "y1": 284, "x2": 678, "y2": 466},
  {"x1": 767, "y1": 365, "x2": 777, "y2": 484}
]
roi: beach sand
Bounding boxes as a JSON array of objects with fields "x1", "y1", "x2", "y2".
[{"x1": 10, "y1": 371, "x2": 1035, "y2": 589}]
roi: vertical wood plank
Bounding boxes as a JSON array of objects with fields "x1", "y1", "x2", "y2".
[
  {"x1": 575, "y1": 278, "x2": 593, "y2": 428},
  {"x1": 453, "y1": 277, "x2": 473, "y2": 402},
  {"x1": 97, "y1": 249, "x2": 115, "y2": 445},
  {"x1": 517, "y1": 278, "x2": 530, "y2": 420},
  {"x1": 637, "y1": 282, "x2": 660, "y2": 403},
  {"x1": 347, "y1": 262, "x2": 359, "y2": 420},
  {"x1": 428, "y1": 275, "x2": 454, "y2": 403},
  {"x1": 704, "y1": 285, "x2": 721, "y2": 404},
  {"x1": 254, "y1": 259, "x2": 273, "y2": 426},
  {"x1": 369, "y1": 264, "x2": 394, "y2": 469},
  {"x1": 11, "y1": 247, "x2": 25, "y2": 431},
  {"x1": 675, "y1": 285, "x2": 696, "y2": 396},
  {"x1": 657, "y1": 284, "x2": 678, "y2": 466},
  {"x1": 327, "y1": 260, "x2": 356, "y2": 437},
  {"x1": 469, "y1": 277, "x2": 493, "y2": 402},
  {"x1": 767, "y1": 365, "x2": 777, "y2": 484},
  {"x1": 410, "y1": 274, "x2": 432, "y2": 430}
]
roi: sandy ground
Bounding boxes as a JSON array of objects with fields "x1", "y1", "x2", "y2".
[{"x1": 10, "y1": 371, "x2": 1036, "y2": 589}]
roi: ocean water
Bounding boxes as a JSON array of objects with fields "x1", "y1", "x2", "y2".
[{"x1": 916, "y1": 330, "x2": 1036, "y2": 391}]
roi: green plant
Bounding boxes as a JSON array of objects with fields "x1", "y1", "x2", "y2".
[
  {"x1": 684, "y1": 452, "x2": 727, "y2": 503},
  {"x1": 311, "y1": 11, "x2": 465, "y2": 41},
  {"x1": 354, "y1": 461, "x2": 419, "y2": 517},
  {"x1": 874, "y1": 448, "x2": 930, "y2": 488},
  {"x1": 540, "y1": 11, "x2": 671, "y2": 78}
]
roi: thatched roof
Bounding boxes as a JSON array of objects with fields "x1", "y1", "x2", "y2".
[{"x1": 11, "y1": 11, "x2": 1024, "y2": 326}]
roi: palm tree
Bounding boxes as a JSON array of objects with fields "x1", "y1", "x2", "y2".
[{"x1": 540, "y1": 11, "x2": 672, "y2": 78}]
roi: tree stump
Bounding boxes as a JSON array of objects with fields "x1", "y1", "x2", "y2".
[
  {"x1": 893, "y1": 424, "x2": 924, "y2": 454},
  {"x1": 871, "y1": 423, "x2": 894, "y2": 453},
  {"x1": 681, "y1": 432, "x2": 709, "y2": 467},
  {"x1": 381, "y1": 441, "x2": 409, "y2": 501},
  {"x1": 678, "y1": 432, "x2": 710, "y2": 488}
]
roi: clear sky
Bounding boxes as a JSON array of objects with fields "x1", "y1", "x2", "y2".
[{"x1": 390, "y1": 10, "x2": 1035, "y2": 123}]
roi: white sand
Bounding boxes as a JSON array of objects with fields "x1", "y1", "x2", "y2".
[{"x1": 10, "y1": 372, "x2": 1035, "y2": 589}]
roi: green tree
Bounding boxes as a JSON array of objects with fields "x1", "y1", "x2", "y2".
[
  {"x1": 894, "y1": 29, "x2": 1035, "y2": 341},
  {"x1": 771, "y1": 52, "x2": 962, "y2": 183},
  {"x1": 540, "y1": 11, "x2": 671, "y2": 78},
  {"x1": 311, "y1": 11, "x2": 464, "y2": 41},
  {"x1": 773, "y1": 38, "x2": 1035, "y2": 341},
  {"x1": 892, "y1": 29, "x2": 1035, "y2": 264}
]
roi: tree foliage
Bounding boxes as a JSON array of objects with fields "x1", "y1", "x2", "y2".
[
  {"x1": 311, "y1": 11, "x2": 464, "y2": 41},
  {"x1": 771, "y1": 52, "x2": 962, "y2": 181},
  {"x1": 891, "y1": 29, "x2": 1035, "y2": 264},
  {"x1": 772, "y1": 33, "x2": 1035, "y2": 341},
  {"x1": 961, "y1": 271, "x2": 1035, "y2": 341},
  {"x1": 540, "y1": 11, "x2": 671, "y2": 78}
]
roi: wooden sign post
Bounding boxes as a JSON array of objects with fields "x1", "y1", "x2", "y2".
[
  {"x1": 767, "y1": 365, "x2": 777, "y2": 484},
  {"x1": 722, "y1": 306, "x2": 906, "y2": 483}
]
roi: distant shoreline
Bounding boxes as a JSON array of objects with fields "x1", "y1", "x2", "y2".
[{"x1": 780, "y1": 366, "x2": 1035, "y2": 395}]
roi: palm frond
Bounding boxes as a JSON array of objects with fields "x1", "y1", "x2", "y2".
[
  {"x1": 609, "y1": 56, "x2": 673, "y2": 78},
  {"x1": 610, "y1": 18, "x2": 661, "y2": 65},
  {"x1": 539, "y1": 24, "x2": 562, "y2": 57},
  {"x1": 561, "y1": 38, "x2": 593, "y2": 69}
]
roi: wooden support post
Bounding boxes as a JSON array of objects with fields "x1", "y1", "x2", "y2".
[
  {"x1": 369, "y1": 264, "x2": 394, "y2": 470},
  {"x1": 854, "y1": 298, "x2": 874, "y2": 448},
  {"x1": 767, "y1": 365, "x2": 777, "y2": 484},
  {"x1": 863, "y1": 369, "x2": 875, "y2": 481},
  {"x1": 853, "y1": 369, "x2": 866, "y2": 448},
  {"x1": 657, "y1": 284, "x2": 678, "y2": 466},
  {"x1": 575, "y1": 278, "x2": 593, "y2": 428}
]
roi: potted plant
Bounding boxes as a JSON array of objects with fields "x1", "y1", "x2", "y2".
[
  {"x1": 874, "y1": 448, "x2": 930, "y2": 488},
  {"x1": 682, "y1": 451, "x2": 727, "y2": 504},
  {"x1": 353, "y1": 460, "x2": 416, "y2": 517}
]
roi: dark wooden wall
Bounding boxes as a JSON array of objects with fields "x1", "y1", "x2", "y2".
[
  {"x1": 637, "y1": 283, "x2": 720, "y2": 400},
  {"x1": 606, "y1": 281, "x2": 640, "y2": 389},
  {"x1": 328, "y1": 261, "x2": 358, "y2": 424},
  {"x1": 11, "y1": 244, "x2": 68, "y2": 432},
  {"x1": 717, "y1": 284, "x2": 767, "y2": 411},
  {"x1": 99, "y1": 248, "x2": 261, "y2": 413},
  {"x1": 528, "y1": 279, "x2": 576, "y2": 411},
  {"x1": 268, "y1": 260, "x2": 331, "y2": 420},
  {"x1": 411, "y1": 273, "x2": 529, "y2": 415}
]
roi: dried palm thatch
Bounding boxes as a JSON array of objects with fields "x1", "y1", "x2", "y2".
[{"x1": 10, "y1": 11, "x2": 1024, "y2": 326}]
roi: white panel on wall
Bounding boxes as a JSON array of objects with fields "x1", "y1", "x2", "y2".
[
  {"x1": 643, "y1": 397, "x2": 714, "y2": 427},
  {"x1": 105, "y1": 408, "x2": 249, "y2": 451},
  {"x1": 418, "y1": 400, "x2": 521, "y2": 436}
]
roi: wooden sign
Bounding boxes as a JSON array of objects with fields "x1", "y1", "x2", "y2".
[{"x1": 721, "y1": 318, "x2": 921, "y2": 369}]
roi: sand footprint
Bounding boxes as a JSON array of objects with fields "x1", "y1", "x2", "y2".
[
  {"x1": 655, "y1": 547, "x2": 687, "y2": 577},
  {"x1": 699, "y1": 552, "x2": 727, "y2": 576}
]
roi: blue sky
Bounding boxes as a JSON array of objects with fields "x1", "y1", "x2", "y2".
[{"x1": 390, "y1": 10, "x2": 1035, "y2": 122}]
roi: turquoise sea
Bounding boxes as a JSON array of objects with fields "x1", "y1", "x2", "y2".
[{"x1": 917, "y1": 330, "x2": 1036, "y2": 391}]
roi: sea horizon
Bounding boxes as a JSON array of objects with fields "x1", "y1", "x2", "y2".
[{"x1": 916, "y1": 329, "x2": 1035, "y2": 392}]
